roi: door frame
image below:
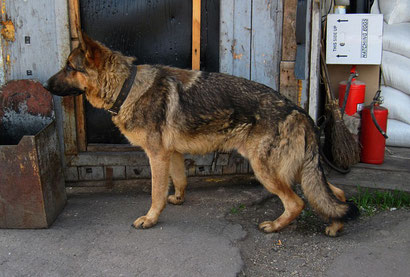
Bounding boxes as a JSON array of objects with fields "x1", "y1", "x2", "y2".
[{"x1": 62, "y1": 0, "x2": 202, "y2": 155}]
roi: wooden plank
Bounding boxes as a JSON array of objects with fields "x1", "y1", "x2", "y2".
[
  {"x1": 86, "y1": 144, "x2": 142, "y2": 152},
  {"x1": 59, "y1": 0, "x2": 82, "y2": 156},
  {"x1": 54, "y1": 0, "x2": 71, "y2": 70},
  {"x1": 280, "y1": 0, "x2": 298, "y2": 103},
  {"x1": 68, "y1": 151, "x2": 150, "y2": 167},
  {"x1": 299, "y1": 0, "x2": 312, "y2": 109},
  {"x1": 67, "y1": 0, "x2": 87, "y2": 152},
  {"x1": 279, "y1": 61, "x2": 298, "y2": 103},
  {"x1": 308, "y1": 0, "x2": 321, "y2": 122},
  {"x1": 192, "y1": 0, "x2": 201, "y2": 70},
  {"x1": 53, "y1": 0, "x2": 71, "y2": 162},
  {"x1": 68, "y1": 0, "x2": 81, "y2": 48},
  {"x1": 220, "y1": 0, "x2": 252, "y2": 79},
  {"x1": 5, "y1": 0, "x2": 59, "y2": 82},
  {"x1": 75, "y1": 95, "x2": 87, "y2": 151},
  {"x1": 251, "y1": 0, "x2": 283, "y2": 90},
  {"x1": 61, "y1": 96, "x2": 77, "y2": 155},
  {"x1": 282, "y1": 0, "x2": 297, "y2": 61},
  {"x1": 328, "y1": 167, "x2": 410, "y2": 193}
]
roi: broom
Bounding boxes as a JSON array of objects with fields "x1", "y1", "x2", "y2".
[{"x1": 320, "y1": 41, "x2": 360, "y2": 169}]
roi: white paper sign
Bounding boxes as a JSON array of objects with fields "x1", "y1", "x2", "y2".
[{"x1": 326, "y1": 14, "x2": 383, "y2": 65}]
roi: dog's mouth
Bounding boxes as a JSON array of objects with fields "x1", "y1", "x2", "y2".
[
  {"x1": 46, "y1": 86, "x2": 85, "y2": 97},
  {"x1": 45, "y1": 78, "x2": 86, "y2": 97}
]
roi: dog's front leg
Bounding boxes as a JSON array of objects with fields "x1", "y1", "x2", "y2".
[{"x1": 132, "y1": 150, "x2": 171, "y2": 229}]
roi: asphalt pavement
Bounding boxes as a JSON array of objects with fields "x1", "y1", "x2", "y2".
[{"x1": 0, "y1": 181, "x2": 409, "y2": 276}]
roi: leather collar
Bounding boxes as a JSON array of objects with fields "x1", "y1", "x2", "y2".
[{"x1": 108, "y1": 65, "x2": 138, "y2": 115}]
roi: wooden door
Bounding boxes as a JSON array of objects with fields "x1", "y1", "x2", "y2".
[{"x1": 78, "y1": 0, "x2": 219, "y2": 145}]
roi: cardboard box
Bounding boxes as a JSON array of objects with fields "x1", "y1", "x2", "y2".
[
  {"x1": 326, "y1": 14, "x2": 383, "y2": 65},
  {"x1": 328, "y1": 64, "x2": 380, "y2": 105}
]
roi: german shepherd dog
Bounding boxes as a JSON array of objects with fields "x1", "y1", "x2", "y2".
[{"x1": 47, "y1": 33, "x2": 358, "y2": 236}]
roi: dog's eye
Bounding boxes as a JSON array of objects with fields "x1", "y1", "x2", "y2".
[{"x1": 66, "y1": 63, "x2": 75, "y2": 72}]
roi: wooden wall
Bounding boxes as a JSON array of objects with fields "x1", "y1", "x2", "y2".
[
  {"x1": 1, "y1": 0, "x2": 70, "y2": 83},
  {"x1": 220, "y1": 0, "x2": 283, "y2": 91},
  {"x1": 280, "y1": 0, "x2": 298, "y2": 103}
]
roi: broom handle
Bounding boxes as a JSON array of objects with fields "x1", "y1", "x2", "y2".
[{"x1": 320, "y1": 40, "x2": 336, "y2": 101}]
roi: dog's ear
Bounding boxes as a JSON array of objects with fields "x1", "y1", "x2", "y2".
[
  {"x1": 81, "y1": 32, "x2": 104, "y2": 69},
  {"x1": 78, "y1": 30, "x2": 87, "y2": 52}
]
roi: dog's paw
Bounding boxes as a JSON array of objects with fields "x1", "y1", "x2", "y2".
[
  {"x1": 258, "y1": 221, "x2": 281, "y2": 233},
  {"x1": 325, "y1": 227, "x2": 338, "y2": 237},
  {"x1": 325, "y1": 221, "x2": 344, "y2": 237},
  {"x1": 132, "y1": 216, "x2": 157, "y2": 229},
  {"x1": 167, "y1": 195, "x2": 184, "y2": 205}
]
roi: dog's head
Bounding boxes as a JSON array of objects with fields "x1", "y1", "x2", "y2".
[{"x1": 46, "y1": 32, "x2": 108, "y2": 97}]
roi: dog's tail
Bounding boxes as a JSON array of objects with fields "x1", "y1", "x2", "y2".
[{"x1": 300, "y1": 140, "x2": 359, "y2": 222}]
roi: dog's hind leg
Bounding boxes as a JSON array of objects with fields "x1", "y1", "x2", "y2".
[
  {"x1": 168, "y1": 152, "x2": 187, "y2": 205},
  {"x1": 250, "y1": 158, "x2": 305, "y2": 233},
  {"x1": 325, "y1": 183, "x2": 346, "y2": 236},
  {"x1": 133, "y1": 149, "x2": 171, "y2": 229}
]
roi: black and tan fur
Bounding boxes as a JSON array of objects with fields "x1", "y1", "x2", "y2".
[{"x1": 47, "y1": 33, "x2": 358, "y2": 236}]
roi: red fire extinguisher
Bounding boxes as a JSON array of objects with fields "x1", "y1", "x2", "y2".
[
  {"x1": 339, "y1": 66, "x2": 366, "y2": 116},
  {"x1": 360, "y1": 90, "x2": 389, "y2": 164}
]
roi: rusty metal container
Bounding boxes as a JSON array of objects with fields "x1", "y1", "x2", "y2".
[{"x1": 0, "y1": 121, "x2": 66, "y2": 228}]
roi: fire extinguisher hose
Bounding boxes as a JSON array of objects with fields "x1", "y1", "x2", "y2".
[
  {"x1": 370, "y1": 90, "x2": 389, "y2": 139},
  {"x1": 341, "y1": 71, "x2": 359, "y2": 116}
]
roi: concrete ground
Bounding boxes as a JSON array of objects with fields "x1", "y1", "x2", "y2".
[{"x1": 0, "y1": 180, "x2": 409, "y2": 277}]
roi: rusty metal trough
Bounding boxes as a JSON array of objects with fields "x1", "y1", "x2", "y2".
[{"x1": 0, "y1": 121, "x2": 66, "y2": 228}]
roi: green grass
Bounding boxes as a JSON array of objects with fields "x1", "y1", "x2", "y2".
[
  {"x1": 230, "y1": 204, "x2": 246, "y2": 214},
  {"x1": 350, "y1": 187, "x2": 410, "y2": 216}
]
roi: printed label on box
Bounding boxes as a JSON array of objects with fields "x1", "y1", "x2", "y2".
[{"x1": 326, "y1": 14, "x2": 383, "y2": 65}]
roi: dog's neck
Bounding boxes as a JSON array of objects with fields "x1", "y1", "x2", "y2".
[{"x1": 86, "y1": 52, "x2": 134, "y2": 110}]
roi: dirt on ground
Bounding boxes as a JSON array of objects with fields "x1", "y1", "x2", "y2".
[{"x1": 222, "y1": 183, "x2": 410, "y2": 277}]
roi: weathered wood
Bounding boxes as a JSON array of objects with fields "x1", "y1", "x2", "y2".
[
  {"x1": 279, "y1": 0, "x2": 298, "y2": 103},
  {"x1": 86, "y1": 144, "x2": 142, "y2": 152},
  {"x1": 59, "y1": 0, "x2": 83, "y2": 155},
  {"x1": 282, "y1": 0, "x2": 297, "y2": 61},
  {"x1": 308, "y1": 0, "x2": 321, "y2": 122},
  {"x1": 192, "y1": 0, "x2": 201, "y2": 70},
  {"x1": 67, "y1": 0, "x2": 87, "y2": 152},
  {"x1": 68, "y1": 0, "x2": 81, "y2": 48},
  {"x1": 251, "y1": 0, "x2": 282, "y2": 90},
  {"x1": 279, "y1": 61, "x2": 298, "y2": 103},
  {"x1": 220, "y1": 0, "x2": 252, "y2": 79},
  {"x1": 328, "y1": 168, "x2": 410, "y2": 193},
  {"x1": 75, "y1": 95, "x2": 87, "y2": 152},
  {"x1": 328, "y1": 146, "x2": 410, "y2": 192},
  {"x1": 299, "y1": 0, "x2": 312, "y2": 109},
  {"x1": 61, "y1": 96, "x2": 78, "y2": 155},
  {"x1": 5, "y1": 0, "x2": 60, "y2": 82},
  {"x1": 68, "y1": 151, "x2": 150, "y2": 167}
]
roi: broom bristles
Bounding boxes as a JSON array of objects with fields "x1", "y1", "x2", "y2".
[{"x1": 328, "y1": 101, "x2": 361, "y2": 169}]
